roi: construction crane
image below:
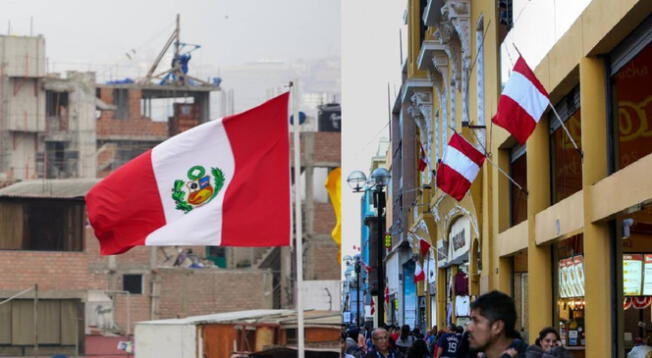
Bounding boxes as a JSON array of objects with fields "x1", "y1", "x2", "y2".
[{"x1": 140, "y1": 14, "x2": 214, "y2": 87}]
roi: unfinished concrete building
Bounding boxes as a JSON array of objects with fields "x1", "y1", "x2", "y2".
[{"x1": 0, "y1": 33, "x2": 341, "y2": 356}]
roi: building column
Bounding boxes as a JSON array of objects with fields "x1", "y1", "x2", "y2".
[
  {"x1": 526, "y1": 117, "x2": 552, "y2": 335},
  {"x1": 580, "y1": 56, "x2": 611, "y2": 357}
]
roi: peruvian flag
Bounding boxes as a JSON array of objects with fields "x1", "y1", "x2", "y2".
[
  {"x1": 418, "y1": 143, "x2": 427, "y2": 172},
  {"x1": 418, "y1": 237, "x2": 431, "y2": 257},
  {"x1": 384, "y1": 286, "x2": 390, "y2": 305},
  {"x1": 86, "y1": 93, "x2": 291, "y2": 255},
  {"x1": 414, "y1": 261, "x2": 425, "y2": 283},
  {"x1": 436, "y1": 133, "x2": 486, "y2": 201},
  {"x1": 493, "y1": 56, "x2": 550, "y2": 144}
]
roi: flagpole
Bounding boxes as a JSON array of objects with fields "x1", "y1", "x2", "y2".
[
  {"x1": 511, "y1": 43, "x2": 583, "y2": 159},
  {"x1": 290, "y1": 81, "x2": 305, "y2": 358}
]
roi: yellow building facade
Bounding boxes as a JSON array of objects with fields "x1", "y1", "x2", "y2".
[{"x1": 393, "y1": 0, "x2": 652, "y2": 357}]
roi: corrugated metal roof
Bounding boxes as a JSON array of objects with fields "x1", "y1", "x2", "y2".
[
  {"x1": 137, "y1": 309, "x2": 294, "y2": 326},
  {"x1": 136, "y1": 309, "x2": 341, "y2": 327},
  {"x1": 0, "y1": 179, "x2": 100, "y2": 199}
]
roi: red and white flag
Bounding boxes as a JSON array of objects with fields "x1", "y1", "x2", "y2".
[
  {"x1": 418, "y1": 237, "x2": 431, "y2": 257},
  {"x1": 384, "y1": 286, "x2": 390, "y2": 305},
  {"x1": 418, "y1": 143, "x2": 427, "y2": 172},
  {"x1": 436, "y1": 133, "x2": 486, "y2": 201},
  {"x1": 86, "y1": 93, "x2": 291, "y2": 255},
  {"x1": 414, "y1": 261, "x2": 425, "y2": 283},
  {"x1": 493, "y1": 56, "x2": 550, "y2": 144}
]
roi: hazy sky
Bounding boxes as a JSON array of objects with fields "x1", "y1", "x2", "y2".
[
  {"x1": 1, "y1": 0, "x2": 340, "y2": 79},
  {"x1": 341, "y1": 1, "x2": 405, "y2": 263}
]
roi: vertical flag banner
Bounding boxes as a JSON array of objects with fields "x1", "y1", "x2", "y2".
[
  {"x1": 436, "y1": 133, "x2": 486, "y2": 201},
  {"x1": 418, "y1": 143, "x2": 427, "y2": 172},
  {"x1": 418, "y1": 237, "x2": 431, "y2": 257},
  {"x1": 324, "y1": 167, "x2": 342, "y2": 263},
  {"x1": 414, "y1": 261, "x2": 425, "y2": 283},
  {"x1": 86, "y1": 93, "x2": 291, "y2": 255},
  {"x1": 493, "y1": 56, "x2": 550, "y2": 144}
]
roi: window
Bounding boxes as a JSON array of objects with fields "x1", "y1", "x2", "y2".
[
  {"x1": 419, "y1": 0, "x2": 428, "y2": 45},
  {"x1": 113, "y1": 89, "x2": 130, "y2": 119},
  {"x1": 550, "y1": 87, "x2": 582, "y2": 203},
  {"x1": 611, "y1": 40, "x2": 652, "y2": 171},
  {"x1": 123, "y1": 274, "x2": 143, "y2": 294},
  {"x1": 0, "y1": 198, "x2": 84, "y2": 251},
  {"x1": 509, "y1": 146, "x2": 527, "y2": 226},
  {"x1": 207, "y1": 247, "x2": 227, "y2": 268}
]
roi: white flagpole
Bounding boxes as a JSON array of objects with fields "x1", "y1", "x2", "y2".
[{"x1": 290, "y1": 81, "x2": 305, "y2": 358}]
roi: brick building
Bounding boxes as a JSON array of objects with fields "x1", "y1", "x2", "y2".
[{"x1": 0, "y1": 34, "x2": 340, "y2": 356}]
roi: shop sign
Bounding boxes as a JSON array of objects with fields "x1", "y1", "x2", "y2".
[
  {"x1": 437, "y1": 239, "x2": 448, "y2": 268},
  {"x1": 644, "y1": 255, "x2": 652, "y2": 296},
  {"x1": 624, "y1": 254, "x2": 643, "y2": 296},
  {"x1": 386, "y1": 254, "x2": 400, "y2": 293},
  {"x1": 427, "y1": 253, "x2": 437, "y2": 284},
  {"x1": 448, "y1": 216, "x2": 471, "y2": 264},
  {"x1": 559, "y1": 255, "x2": 584, "y2": 298}
]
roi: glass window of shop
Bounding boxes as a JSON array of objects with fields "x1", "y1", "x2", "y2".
[
  {"x1": 511, "y1": 252, "x2": 529, "y2": 342},
  {"x1": 610, "y1": 35, "x2": 652, "y2": 172},
  {"x1": 618, "y1": 204, "x2": 652, "y2": 354},
  {"x1": 553, "y1": 235, "x2": 585, "y2": 351},
  {"x1": 510, "y1": 146, "x2": 527, "y2": 226},
  {"x1": 550, "y1": 87, "x2": 582, "y2": 204}
]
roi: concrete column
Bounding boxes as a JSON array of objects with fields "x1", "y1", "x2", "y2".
[
  {"x1": 497, "y1": 257, "x2": 512, "y2": 294},
  {"x1": 437, "y1": 267, "x2": 447, "y2": 329},
  {"x1": 580, "y1": 56, "x2": 611, "y2": 358},
  {"x1": 526, "y1": 117, "x2": 552, "y2": 335}
]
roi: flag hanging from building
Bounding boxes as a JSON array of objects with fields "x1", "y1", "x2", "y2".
[
  {"x1": 418, "y1": 143, "x2": 427, "y2": 172},
  {"x1": 324, "y1": 167, "x2": 342, "y2": 263},
  {"x1": 418, "y1": 237, "x2": 431, "y2": 257},
  {"x1": 493, "y1": 56, "x2": 550, "y2": 144},
  {"x1": 436, "y1": 133, "x2": 486, "y2": 201},
  {"x1": 86, "y1": 93, "x2": 291, "y2": 255},
  {"x1": 414, "y1": 261, "x2": 425, "y2": 283},
  {"x1": 384, "y1": 286, "x2": 390, "y2": 305}
]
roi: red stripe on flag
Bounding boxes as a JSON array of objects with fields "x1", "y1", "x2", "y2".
[
  {"x1": 493, "y1": 95, "x2": 537, "y2": 145},
  {"x1": 86, "y1": 150, "x2": 166, "y2": 255},
  {"x1": 513, "y1": 56, "x2": 549, "y2": 98},
  {"x1": 436, "y1": 163, "x2": 473, "y2": 201},
  {"x1": 221, "y1": 93, "x2": 291, "y2": 246},
  {"x1": 449, "y1": 133, "x2": 486, "y2": 166}
]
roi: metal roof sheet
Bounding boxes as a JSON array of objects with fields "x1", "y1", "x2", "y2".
[{"x1": 0, "y1": 179, "x2": 100, "y2": 199}]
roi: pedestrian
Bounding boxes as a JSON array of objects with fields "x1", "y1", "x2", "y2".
[
  {"x1": 628, "y1": 336, "x2": 652, "y2": 358},
  {"x1": 462, "y1": 290, "x2": 528, "y2": 358},
  {"x1": 426, "y1": 326, "x2": 438, "y2": 354},
  {"x1": 525, "y1": 327, "x2": 572, "y2": 358},
  {"x1": 434, "y1": 325, "x2": 460, "y2": 358},
  {"x1": 365, "y1": 327, "x2": 404, "y2": 358},
  {"x1": 406, "y1": 338, "x2": 430, "y2": 358},
  {"x1": 396, "y1": 324, "x2": 416, "y2": 353},
  {"x1": 346, "y1": 327, "x2": 364, "y2": 358}
]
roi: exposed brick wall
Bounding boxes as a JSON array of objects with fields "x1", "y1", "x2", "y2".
[
  {"x1": 96, "y1": 87, "x2": 167, "y2": 138},
  {"x1": 305, "y1": 239, "x2": 340, "y2": 280},
  {"x1": 156, "y1": 268, "x2": 273, "y2": 318},
  {"x1": 313, "y1": 132, "x2": 340, "y2": 164},
  {"x1": 313, "y1": 202, "x2": 337, "y2": 235},
  {"x1": 0, "y1": 226, "x2": 107, "y2": 292}
]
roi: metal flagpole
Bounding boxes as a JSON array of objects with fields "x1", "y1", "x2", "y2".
[{"x1": 290, "y1": 81, "x2": 305, "y2": 358}]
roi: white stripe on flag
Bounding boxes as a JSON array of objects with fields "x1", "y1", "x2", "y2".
[
  {"x1": 146, "y1": 119, "x2": 235, "y2": 246},
  {"x1": 502, "y1": 71, "x2": 550, "y2": 123},
  {"x1": 443, "y1": 146, "x2": 481, "y2": 183}
]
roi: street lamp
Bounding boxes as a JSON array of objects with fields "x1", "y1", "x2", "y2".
[{"x1": 348, "y1": 168, "x2": 390, "y2": 328}]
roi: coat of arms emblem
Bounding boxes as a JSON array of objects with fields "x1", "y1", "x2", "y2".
[{"x1": 171, "y1": 165, "x2": 224, "y2": 213}]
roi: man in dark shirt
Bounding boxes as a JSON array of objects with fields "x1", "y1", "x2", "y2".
[
  {"x1": 365, "y1": 328, "x2": 403, "y2": 358},
  {"x1": 435, "y1": 325, "x2": 460, "y2": 358}
]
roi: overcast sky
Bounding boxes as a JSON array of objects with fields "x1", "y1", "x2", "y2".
[
  {"x1": 341, "y1": 1, "x2": 405, "y2": 264},
  {"x1": 1, "y1": 0, "x2": 340, "y2": 79}
]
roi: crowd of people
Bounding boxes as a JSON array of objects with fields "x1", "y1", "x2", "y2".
[{"x1": 342, "y1": 291, "x2": 576, "y2": 358}]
